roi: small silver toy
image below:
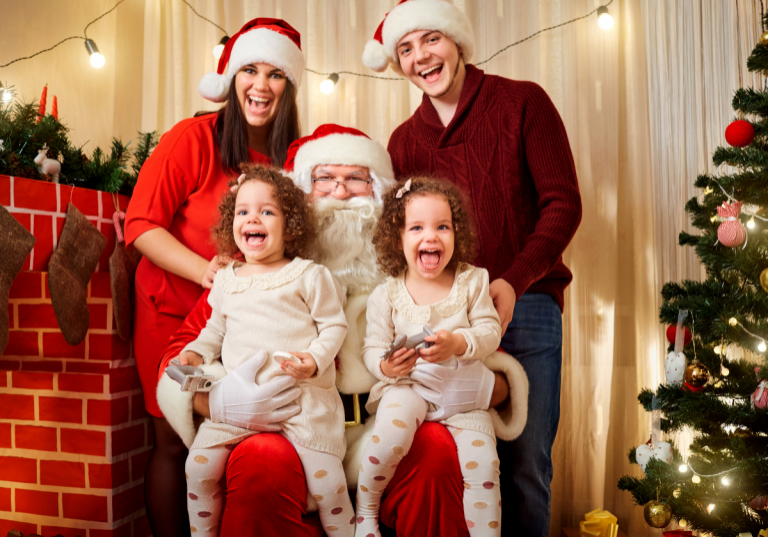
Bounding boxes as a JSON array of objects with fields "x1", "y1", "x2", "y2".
[
  {"x1": 380, "y1": 325, "x2": 435, "y2": 361},
  {"x1": 166, "y1": 358, "x2": 215, "y2": 392}
]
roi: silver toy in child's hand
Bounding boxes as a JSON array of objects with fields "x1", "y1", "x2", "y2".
[
  {"x1": 273, "y1": 351, "x2": 301, "y2": 365},
  {"x1": 166, "y1": 358, "x2": 215, "y2": 392},
  {"x1": 380, "y1": 325, "x2": 435, "y2": 361}
]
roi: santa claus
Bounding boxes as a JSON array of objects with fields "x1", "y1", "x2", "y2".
[{"x1": 155, "y1": 124, "x2": 528, "y2": 536}]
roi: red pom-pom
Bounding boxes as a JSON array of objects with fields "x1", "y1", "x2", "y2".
[
  {"x1": 725, "y1": 120, "x2": 755, "y2": 147},
  {"x1": 666, "y1": 325, "x2": 692, "y2": 346}
]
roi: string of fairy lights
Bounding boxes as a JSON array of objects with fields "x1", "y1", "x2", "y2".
[{"x1": 0, "y1": 0, "x2": 616, "y2": 100}]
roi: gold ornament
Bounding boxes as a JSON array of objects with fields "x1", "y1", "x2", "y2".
[
  {"x1": 684, "y1": 360, "x2": 710, "y2": 389},
  {"x1": 760, "y1": 268, "x2": 768, "y2": 293},
  {"x1": 761, "y1": 30, "x2": 768, "y2": 46},
  {"x1": 644, "y1": 500, "x2": 672, "y2": 528}
]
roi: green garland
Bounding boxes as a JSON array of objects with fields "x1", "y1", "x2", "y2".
[{"x1": 0, "y1": 96, "x2": 158, "y2": 195}]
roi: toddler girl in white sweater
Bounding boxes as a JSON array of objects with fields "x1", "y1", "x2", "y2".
[
  {"x1": 356, "y1": 177, "x2": 503, "y2": 537},
  {"x1": 177, "y1": 165, "x2": 353, "y2": 537}
]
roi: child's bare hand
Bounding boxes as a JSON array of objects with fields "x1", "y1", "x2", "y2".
[
  {"x1": 177, "y1": 351, "x2": 204, "y2": 367},
  {"x1": 281, "y1": 352, "x2": 318, "y2": 380},
  {"x1": 201, "y1": 255, "x2": 231, "y2": 289},
  {"x1": 381, "y1": 347, "x2": 418, "y2": 378},
  {"x1": 419, "y1": 331, "x2": 467, "y2": 363}
]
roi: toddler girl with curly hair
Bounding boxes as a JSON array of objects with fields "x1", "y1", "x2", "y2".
[
  {"x1": 176, "y1": 164, "x2": 353, "y2": 536},
  {"x1": 355, "y1": 176, "x2": 502, "y2": 537}
]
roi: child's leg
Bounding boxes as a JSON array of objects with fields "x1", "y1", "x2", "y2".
[
  {"x1": 355, "y1": 385, "x2": 428, "y2": 537},
  {"x1": 447, "y1": 426, "x2": 501, "y2": 536},
  {"x1": 185, "y1": 445, "x2": 232, "y2": 537},
  {"x1": 286, "y1": 436, "x2": 355, "y2": 537}
]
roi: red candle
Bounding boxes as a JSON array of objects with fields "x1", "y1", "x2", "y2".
[{"x1": 51, "y1": 95, "x2": 58, "y2": 120}]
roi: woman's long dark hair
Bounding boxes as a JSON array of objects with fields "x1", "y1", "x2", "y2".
[{"x1": 215, "y1": 74, "x2": 300, "y2": 173}]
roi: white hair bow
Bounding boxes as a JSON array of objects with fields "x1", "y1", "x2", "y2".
[
  {"x1": 395, "y1": 179, "x2": 412, "y2": 199},
  {"x1": 230, "y1": 174, "x2": 246, "y2": 192}
]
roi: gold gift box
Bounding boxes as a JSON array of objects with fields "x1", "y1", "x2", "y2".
[{"x1": 579, "y1": 509, "x2": 619, "y2": 537}]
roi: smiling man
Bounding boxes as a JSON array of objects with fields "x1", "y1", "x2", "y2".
[{"x1": 363, "y1": 1, "x2": 583, "y2": 535}]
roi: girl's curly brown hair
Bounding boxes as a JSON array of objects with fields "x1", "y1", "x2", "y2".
[
  {"x1": 212, "y1": 163, "x2": 316, "y2": 260},
  {"x1": 373, "y1": 176, "x2": 477, "y2": 278}
]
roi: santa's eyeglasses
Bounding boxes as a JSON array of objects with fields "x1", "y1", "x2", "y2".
[{"x1": 311, "y1": 175, "x2": 372, "y2": 194}]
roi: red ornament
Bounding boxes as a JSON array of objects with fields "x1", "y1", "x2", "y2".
[
  {"x1": 725, "y1": 119, "x2": 755, "y2": 147},
  {"x1": 666, "y1": 325, "x2": 692, "y2": 346},
  {"x1": 749, "y1": 495, "x2": 768, "y2": 510},
  {"x1": 717, "y1": 201, "x2": 746, "y2": 247}
]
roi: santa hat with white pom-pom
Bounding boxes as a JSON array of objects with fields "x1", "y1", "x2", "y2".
[
  {"x1": 198, "y1": 18, "x2": 305, "y2": 103},
  {"x1": 362, "y1": 0, "x2": 475, "y2": 75}
]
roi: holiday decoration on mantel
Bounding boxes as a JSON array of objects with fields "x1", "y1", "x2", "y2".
[
  {"x1": 48, "y1": 203, "x2": 106, "y2": 345},
  {"x1": 0, "y1": 205, "x2": 36, "y2": 355},
  {"x1": 618, "y1": 22, "x2": 768, "y2": 536},
  {"x1": 33, "y1": 142, "x2": 61, "y2": 183},
  {"x1": 109, "y1": 209, "x2": 141, "y2": 340},
  {"x1": 0, "y1": 88, "x2": 159, "y2": 194}
]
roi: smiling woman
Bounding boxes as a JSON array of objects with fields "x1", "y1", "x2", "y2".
[{"x1": 124, "y1": 17, "x2": 306, "y2": 536}]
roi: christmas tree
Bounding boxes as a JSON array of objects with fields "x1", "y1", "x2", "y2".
[{"x1": 617, "y1": 27, "x2": 768, "y2": 537}]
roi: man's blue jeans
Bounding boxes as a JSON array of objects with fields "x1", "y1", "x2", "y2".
[{"x1": 498, "y1": 293, "x2": 562, "y2": 537}]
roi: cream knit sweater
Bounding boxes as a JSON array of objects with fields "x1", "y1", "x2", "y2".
[
  {"x1": 183, "y1": 258, "x2": 349, "y2": 459},
  {"x1": 363, "y1": 263, "x2": 502, "y2": 438}
]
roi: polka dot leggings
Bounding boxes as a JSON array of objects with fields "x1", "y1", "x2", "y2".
[
  {"x1": 355, "y1": 386, "x2": 500, "y2": 537},
  {"x1": 186, "y1": 433, "x2": 354, "y2": 537}
]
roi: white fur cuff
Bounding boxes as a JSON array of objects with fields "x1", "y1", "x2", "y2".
[{"x1": 485, "y1": 351, "x2": 529, "y2": 441}]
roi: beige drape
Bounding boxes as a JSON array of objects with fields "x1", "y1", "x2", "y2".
[{"x1": 2, "y1": 0, "x2": 762, "y2": 534}]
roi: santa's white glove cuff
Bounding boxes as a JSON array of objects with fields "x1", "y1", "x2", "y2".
[{"x1": 410, "y1": 359, "x2": 495, "y2": 421}]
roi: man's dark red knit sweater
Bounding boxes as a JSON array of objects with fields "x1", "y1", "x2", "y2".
[{"x1": 387, "y1": 65, "x2": 582, "y2": 312}]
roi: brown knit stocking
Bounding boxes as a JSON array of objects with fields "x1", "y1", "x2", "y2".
[
  {"x1": 0, "y1": 206, "x2": 36, "y2": 355},
  {"x1": 109, "y1": 213, "x2": 140, "y2": 340},
  {"x1": 49, "y1": 203, "x2": 106, "y2": 345}
]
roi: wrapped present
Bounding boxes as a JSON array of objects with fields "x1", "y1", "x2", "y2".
[
  {"x1": 663, "y1": 531, "x2": 693, "y2": 537},
  {"x1": 580, "y1": 509, "x2": 619, "y2": 537}
]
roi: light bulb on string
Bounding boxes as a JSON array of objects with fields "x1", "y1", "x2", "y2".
[
  {"x1": 759, "y1": 340, "x2": 767, "y2": 353},
  {"x1": 692, "y1": 475, "x2": 701, "y2": 484},
  {"x1": 721, "y1": 365, "x2": 730, "y2": 376},
  {"x1": 678, "y1": 464, "x2": 688, "y2": 472},
  {"x1": 721, "y1": 476, "x2": 730, "y2": 486},
  {"x1": 748, "y1": 217, "x2": 756, "y2": 229},
  {"x1": 213, "y1": 35, "x2": 229, "y2": 59},
  {"x1": 320, "y1": 73, "x2": 340, "y2": 94},
  {"x1": 714, "y1": 345, "x2": 722, "y2": 355},
  {"x1": 597, "y1": 6, "x2": 614, "y2": 29},
  {"x1": 729, "y1": 317, "x2": 738, "y2": 327},
  {"x1": 84, "y1": 39, "x2": 105, "y2": 68},
  {"x1": 707, "y1": 503, "x2": 715, "y2": 514},
  {"x1": 679, "y1": 519, "x2": 688, "y2": 528},
  {"x1": 0, "y1": 84, "x2": 11, "y2": 104}
]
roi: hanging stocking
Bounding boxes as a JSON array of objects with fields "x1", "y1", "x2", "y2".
[
  {"x1": 49, "y1": 203, "x2": 106, "y2": 345},
  {"x1": 109, "y1": 211, "x2": 141, "y2": 340},
  {"x1": 0, "y1": 206, "x2": 36, "y2": 355}
]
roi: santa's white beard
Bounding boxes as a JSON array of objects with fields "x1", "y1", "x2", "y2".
[{"x1": 310, "y1": 197, "x2": 383, "y2": 297}]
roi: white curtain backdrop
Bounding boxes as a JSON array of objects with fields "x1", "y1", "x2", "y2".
[{"x1": 3, "y1": 0, "x2": 763, "y2": 534}]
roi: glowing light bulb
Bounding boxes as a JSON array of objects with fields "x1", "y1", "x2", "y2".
[
  {"x1": 319, "y1": 73, "x2": 339, "y2": 94},
  {"x1": 729, "y1": 317, "x2": 738, "y2": 326},
  {"x1": 679, "y1": 519, "x2": 688, "y2": 527},
  {"x1": 692, "y1": 475, "x2": 701, "y2": 484},
  {"x1": 721, "y1": 476, "x2": 730, "y2": 486},
  {"x1": 213, "y1": 35, "x2": 229, "y2": 59},
  {"x1": 721, "y1": 366, "x2": 730, "y2": 377},
  {"x1": 679, "y1": 464, "x2": 688, "y2": 472},
  {"x1": 759, "y1": 341, "x2": 767, "y2": 353},
  {"x1": 673, "y1": 488, "x2": 681, "y2": 498},
  {"x1": 707, "y1": 503, "x2": 715, "y2": 514},
  {"x1": 597, "y1": 6, "x2": 613, "y2": 29},
  {"x1": 0, "y1": 87, "x2": 11, "y2": 103},
  {"x1": 714, "y1": 345, "x2": 722, "y2": 355},
  {"x1": 84, "y1": 39, "x2": 105, "y2": 68},
  {"x1": 748, "y1": 217, "x2": 756, "y2": 229}
]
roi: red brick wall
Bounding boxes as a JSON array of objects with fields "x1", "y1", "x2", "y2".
[{"x1": 2, "y1": 176, "x2": 151, "y2": 536}]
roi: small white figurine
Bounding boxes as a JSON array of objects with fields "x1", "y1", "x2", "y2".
[{"x1": 34, "y1": 143, "x2": 61, "y2": 183}]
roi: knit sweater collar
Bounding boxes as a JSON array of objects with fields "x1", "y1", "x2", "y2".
[{"x1": 417, "y1": 64, "x2": 486, "y2": 131}]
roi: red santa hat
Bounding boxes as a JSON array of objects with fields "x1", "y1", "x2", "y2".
[
  {"x1": 362, "y1": 0, "x2": 475, "y2": 74},
  {"x1": 285, "y1": 124, "x2": 396, "y2": 203},
  {"x1": 198, "y1": 18, "x2": 305, "y2": 102}
]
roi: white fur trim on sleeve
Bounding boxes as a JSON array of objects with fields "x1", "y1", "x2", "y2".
[
  {"x1": 484, "y1": 351, "x2": 529, "y2": 441},
  {"x1": 156, "y1": 361, "x2": 228, "y2": 448},
  {"x1": 336, "y1": 294, "x2": 378, "y2": 394},
  {"x1": 382, "y1": 0, "x2": 475, "y2": 67},
  {"x1": 226, "y1": 28, "x2": 306, "y2": 87}
]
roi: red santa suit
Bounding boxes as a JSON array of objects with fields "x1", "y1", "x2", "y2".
[{"x1": 125, "y1": 112, "x2": 269, "y2": 416}]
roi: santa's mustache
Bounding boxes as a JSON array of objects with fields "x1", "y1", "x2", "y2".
[{"x1": 310, "y1": 197, "x2": 383, "y2": 296}]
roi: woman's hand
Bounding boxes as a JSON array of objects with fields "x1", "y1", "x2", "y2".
[
  {"x1": 177, "y1": 350, "x2": 204, "y2": 367},
  {"x1": 419, "y1": 331, "x2": 467, "y2": 363},
  {"x1": 281, "y1": 352, "x2": 318, "y2": 380},
  {"x1": 201, "y1": 255, "x2": 230, "y2": 289},
  {"x1": 381, "y1": 347, "x2": 418, "y2": 378},
  {"x1": 489, "y1": 278, "x2": 516, "y2": 334}
]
